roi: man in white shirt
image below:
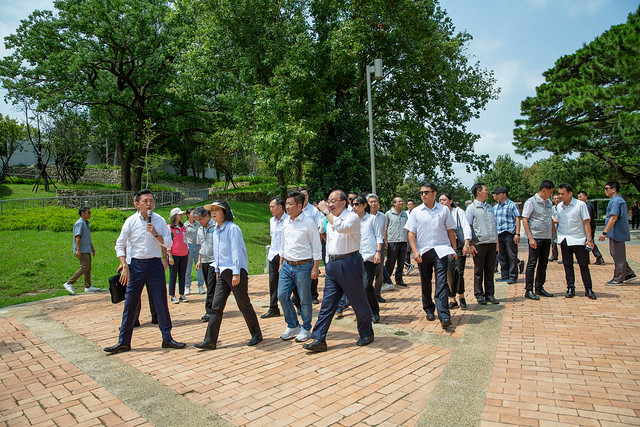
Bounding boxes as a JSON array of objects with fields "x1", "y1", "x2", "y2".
[
  {"x1": 368, "y1": 194, "x2": 389, "y2": 300},
  {"x1": 278, "y1": 191, "x2": 322, "y2": 342},
  {"x1": 303, "y1": 190, "x2": 374, "y2": 352},
  {"x1": 405, "y1": 183, "x2": 457, "y2": 329},
  {"x1": 105, "y1": 189, "x2": 186, "y2": 353},
  {"x1": 299, "y1": 187, "x2": 323, "y2": 304},
  {"x1": 555, "y1": 183, "x2": 597, "y2": 299},
  {"x1": 262, "y1": 196, "x2": 287, "y2": 319}
]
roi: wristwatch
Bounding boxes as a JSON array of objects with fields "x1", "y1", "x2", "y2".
[
  {"x1": 323, "y1": 210, "x2": 330, "y2": 216},
  {"x1": 602, "y1": 231, "x2": 608, "y2": 236}
]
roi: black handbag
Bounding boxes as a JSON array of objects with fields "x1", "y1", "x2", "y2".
[
  {"x1": 108, "y1": 273, "x2": 126, "y2": 304},
  {"x1": 454, "y1": 210, "x2": 465, "y2": 250}
]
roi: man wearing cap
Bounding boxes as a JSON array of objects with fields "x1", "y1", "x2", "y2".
[
  {"x1": 492, "y1": 186, "x2": 522, "y2": 285},
  {"x1": 195, "y1": 200, "x2": 262, "y2": 350},
  {"x1": 262, "y1": 196, "x2": 287, "y2": 319},
  {"x1": 105, "y1": 189, "x2": 186, "y2": 353},
  {"x1": 194, "y1": 206, "x2": 217, "y2": 322},
  {"x1": 63, "y1": 206, "x2": 101, "y2": 294},
  {"x1": 303, "y1": 190, "x2": 374, "y2": 352},
  {"x1": 278, "y1": 191, "x2": 322, "y2": 342}
]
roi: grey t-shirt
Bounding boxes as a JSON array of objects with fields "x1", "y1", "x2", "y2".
[{"x1": 73, "y1": 218, "x2": 92, "y2": 253}]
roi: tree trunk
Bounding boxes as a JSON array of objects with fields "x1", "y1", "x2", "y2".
[
  {"x1": 276, "y1": 169, "x2": 285, "y2": 186},
  {"x1": 121, "y1": 156, "x2": 132, "y2": 191}
]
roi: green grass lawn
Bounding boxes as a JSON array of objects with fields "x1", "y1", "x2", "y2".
[
  {"x1": 0, "y1": 182, "x2": 175, "y2": 200},
  {"x1": 0, "y1": 201, "x2": 271, "y2": 308}
]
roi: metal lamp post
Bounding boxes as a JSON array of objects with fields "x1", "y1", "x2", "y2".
[{"x1": 366, "y1": 58, "x2": 383, "y2": 194}]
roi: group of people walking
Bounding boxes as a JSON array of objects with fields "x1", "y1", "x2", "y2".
[{"x1": 68, "y1": 179, "x2": 635, "y2": 355}]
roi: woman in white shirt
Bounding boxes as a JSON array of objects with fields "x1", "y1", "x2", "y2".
[{"x1": 439, "y1": 193, "x2": 472, "y2": 310}]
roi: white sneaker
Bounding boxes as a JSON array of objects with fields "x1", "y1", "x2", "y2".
[
  {"x1": 198, "y1": 285, "x2": 205, "y2": 294},
  {"x1": 381, "y1": 283, "x2": 396, "y2": 292},
  {"x1": 185, "y1": 287, "x2": 191, "y2": 295},
  {"x1": 280, "y1": 326, "x2": 301, "y2": 340},
  {"x1": 171, "y1": 296, "x2": 179, "y2": 304},
  {"x1": 63, "y1": 282, "x2": 75, "y2": 295},
  {"x1": 295, "y1": 328, "x2": 311, "y2": 342},
  {"x1": 84, "y1": 286, "x2": 101, "y2": 293}
]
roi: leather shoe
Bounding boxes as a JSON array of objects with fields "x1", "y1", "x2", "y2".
[
  {"x1": 260, "y1": 310, "x2": 280, "y2": 319},
  {"x1": 426, "y1": 311, "x2": 435, "y2": 321},
  {"x1": 585, "y1": 289, "x2": 597, "y2": 300},
  {"x1": 303, "y1": 339, "x2": 327, "y2": 352},
  {"x1": 162, "y1": 339, "x2": 186, "y2": 349},
  {"x1": 507, "y1": 280, "x2": 517, "y2": 285},
  {"x1": 151, "y1": 318, "x2": 159, "y2": 325},
  {"x1": 496, "y1": 277, "x2": 509, "y2": 282},
  {"x1": 201, "y1": 314, "x2": 210, "y2": 322},
  {"x1": 247, "y1": 335, "x2": 263, "y2": 346},
  {"x1": 376, "y1": 295, "x2": 386, "y2": 303},
  {"x1": 459, "y1": 298, "x2": 467, "y2": 310},
  {"x1": 104, "y1": 343, "x2": 131, "y2": 354},
  {"x1": 549, "y1": 256, "x2": 558, "y2": 262},
  {"x1": 194, "y1": 341, "x2": 216, "y2": 350},
  {"x1": 486, "y1": 295, "x2": 499, "y2": 304},
  {"x1": 396, "y1": 281, "x2": 408, "y2": 287},
  {"x1": 624, "y1": 274, "x2": 638, "y2": 282},
  {"x1": 565, "y1": 288, "x2": 575, "y2": 298},
  {"x1": 477, "y1": 296, "x2": 487, "y2": 305},
  {"x1": 372, "y1": 313, "x2": 380, "y2": 324},
  {"x1": 312, "y1": 299, "x2": 320, "y2": 304},
  {"x1": 605, "y1": 279, "x2": 622, "y2": 286},
  {"x1": 535, "y1": 289, "x2": 554, "y2": 297},
  {"x1": 356, "y1": 334, "x2": 374, "y2": 346},
  {"x1": 441, "y1": 319, "x2": 452, "y2": 329},
  {"x1": 448, "y1": 301, "x2": 459, "y2": 309},
  {"x1": 594, "y1": 258, "x2": 605, "y2": 265},
  {"x1": 524, "y1": 290, "x2": 540, "y2": 300}
]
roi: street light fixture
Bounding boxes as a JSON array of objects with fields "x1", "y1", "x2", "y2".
[{"x1": 366, "y1": 58, "x2": 383, "y2": 194}]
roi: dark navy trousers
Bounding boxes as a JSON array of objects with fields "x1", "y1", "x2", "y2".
[
  {"x1": 311, "y1": 253, "x2": 373, "y2": 342},
  {"x1": 418, "y1": 249, "x2": 451, "y2": 321},
  {"x1": 118, "y1": 258, "x2": 172, "y2": 345}
]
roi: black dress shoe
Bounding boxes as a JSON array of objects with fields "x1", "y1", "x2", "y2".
[
  {"x1": 594, "y1": 258, "x2": 605, "y2": 265},
  {"x1": 133, "y1": 319, "x2": 141, "y2": 328},
  {"x1": 459, "y1": 298, "x2": 467, "y2": 310},
  {"x1": 426, "y1": 311, "x2": 435, "y2": 321},
  {"x1": 507, "y1": 280, "x2": 517, "y2": 285},
  {"x1": 104, "y1": 343, "x2": 131, "y2": 354},
  {"x1": 486, "y1": 295, "x2": 500, "y2": 304},
  {"x1": 162, "y1": 339, "x2": 187, "y2": 349},
  {"x1": 201, "y1": 314, "x2": 211, "y2": 322},
  {"x1": 496, "y1": 277, "x2": 509, "y2": 282},
  {"x1": 377, "y1": 295, "x2": 386, "y2": 303},
  {"x1": 448, "y1": 301, "x2": 459, "y2": 309},
  {"x1": 357, "y1": 334, "x2": 375, "y2": 346},
  {"x1": 194, "y1": 341, "x2": 216, "y2": 350},
  {"x1": 565, "y1": 288, "x2": 575, "y2": 298},
  {"x1": 260, "y1": 310, "x2": 280, "y2": 319},
  {"x1": 624, "y1": 274, "x2": 638, "y2": 282},
  {"x1": 535, "y1": 289, "x2": 554, "y2": 297},
  {"x1": 477, "y1": 296, "x2": 487, "y2": 305},
  {"x1": 549, "y1": 256, "x2": 558, "y2": 262},
  {"x1": 372, "y1": 313, "x2": 380, "y2": 324},
  {"x1": 396, "y1": 281, "x2": 408, "y2": 287},
  {"x1": 585, "y1": 289, "x2": 597, "y2": 300},
  {"x1": 605, "y1": 279, "x2": 623, "y2": 285},
  {"x1": 524, "y1": 290, "x2": 540, "y2": 300},
  {"x1": 312, "y1": 299, "x2": 320, "y2": 305},
  {"x1": 151, "y1": 318, "x2": 159, "y2": 325},
  {"x1": 303, "y1": 339, "x2": 327, "y2": 352},
  {"x1": 441, "y1": 319, "x2": 452, "y2": 329},
  {"x1": 247, "y1": 335, "x2": 263, "y2": 346}
]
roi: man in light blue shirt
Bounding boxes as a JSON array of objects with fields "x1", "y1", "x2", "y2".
[
  {"x1": 195, "y1": 200, "x2": 262, "y2": 350},
  {"x1": 599, "y1": 181, "x2": 637, "y2": 285}
]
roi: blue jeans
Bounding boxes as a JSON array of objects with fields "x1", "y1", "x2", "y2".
[
  {"x1": 277, "y1": 260, "x2": 313, "y2": 331},
  {"x1": 186, "y1": 244, "x2": 204, "y2": 287}
]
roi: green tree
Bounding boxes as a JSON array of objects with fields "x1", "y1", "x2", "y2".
[
  {"x1": 514, "y1": 8, "x2": 640, "y2": 192},
  {"x1": 476, "y1": 154, "x2": 529, "y2": 201},
  {"x1": 44, "y1": 110, "x2": 91, "y2": 184},
  {"x1": 0, "y1": 114, "x2": 25, "y2": 182}
]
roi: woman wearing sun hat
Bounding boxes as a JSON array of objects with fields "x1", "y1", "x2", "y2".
[{"x1": 167, "y1": 207, "x2": 189, "y2": 304}]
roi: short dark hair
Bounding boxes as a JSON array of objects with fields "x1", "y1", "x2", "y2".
[
  {"x1": 471, "y1": 183, "x2": 485, "y2": 197},
  {"x1": 270, "y1": 196, "x2": 284, "y2": 207},
  {"x1": 134, "y1": 189, "x2": 153, "y2": 202},
  {"x1": 185, "y1": 207, "x2": 195, "y2": 216},
  {"x1": 407, "y1": 199, "x2": 415, "y2": 204},
  {"x1": 286, "y1": 191, "x2": 305, "y2": 206},
  {"x1": 353, "y1": 194, "x2": 369, "y2": 213},
  {"x1": 348, "y1": 191, "x2": 358, "y2": 198},
  {"x1": 539, "y1": 180, "x2": 555, "y2": 191},
  {"x1": 577, "y1": 190, "x2": 588, "y2": 198},
  {"x1": 440, "y1": 192, "x2": 453, "y2": 202},
  {"x1": 297, "y1": 186, "x2": 308, "y2": 193},
  {"x1": 193, "y1": 206, "x2": 210, "y2": 218},
  {"x1": 558, "y1": 183, "x2": 573, "y2": 193},
  {"x1": 605, "y1": 181, "x2": 620, "y2": 192},
  {"x1": 420, "y1": 182, "x2": 437, "y2": 192},
  {"x1": 78, "y1": 206, "x2": 90, "y2": 216}
]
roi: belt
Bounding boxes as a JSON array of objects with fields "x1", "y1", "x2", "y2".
[
  {"x1": 285, "y1": 258, "x2": 312, "y2": 266},
  {"x1": 328, "y1": 251, "x2": 359, "y2": 261}
]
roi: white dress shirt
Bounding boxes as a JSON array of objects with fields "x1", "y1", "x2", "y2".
[
  {"x1": 359, "y1": 212, "x2": 384, "y2": 262},
  {"x1": 281, "y1": 214, "x2": 322, "y2": 262},
  {"x1": 556, "y1": 198, "x2": 590, "y2": 246},
  {"x1": 115, "y1": 211, "x2": 172, "y2": 259},
  {"x1": 268, "y1": 213, "x2": 288, "y2": 261},
  {"x1": 325, "y1": 209, "x2": 360, "y2": 261},
  {"x1": 404, "y1": 202, "x2": 455, "y2": 258},
  {"x1": 303, "y1": 202, "x2": 323, "y2": 229}
]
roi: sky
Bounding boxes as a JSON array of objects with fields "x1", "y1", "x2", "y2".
[{"x1": 0, "y1": 0, "x2": 637, "y2": 186}]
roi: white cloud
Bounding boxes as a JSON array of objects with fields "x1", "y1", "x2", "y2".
[
  {"x1": 469, "y1": 37, "x2": 503, "y2": 59},
  {"x1": 564, "y1": 0, "x2": 612, "y2": 16}
]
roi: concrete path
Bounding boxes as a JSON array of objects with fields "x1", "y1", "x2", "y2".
[{"x1": 1, "y1": 238, "x2": 639, "y2": 426}]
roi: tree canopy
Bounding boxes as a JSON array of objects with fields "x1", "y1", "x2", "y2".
[{"x1": 514, "y1": 7, "x2": 640, "y2": 192}]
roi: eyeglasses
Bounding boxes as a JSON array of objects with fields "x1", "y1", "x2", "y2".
[
  {"x1": 419, "y1": 190, "x2": 434, "y2": 195},
  {"x1": 352, "y1": 202, "x2": 361, "y2": 206},
  {"x1": 604, "y1": 187, "x2": 611, "y2": 190}
]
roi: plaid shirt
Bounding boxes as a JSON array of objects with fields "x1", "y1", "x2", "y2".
[{"x1": 493, "y1": 198, "x2": 520, "y2": 234}]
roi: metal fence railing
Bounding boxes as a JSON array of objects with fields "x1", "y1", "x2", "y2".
[{"x1": 0, "y1": 188, "x2": 210, "y2": 215}]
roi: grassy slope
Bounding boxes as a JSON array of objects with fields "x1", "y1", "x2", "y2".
[
  {"x1": 0, "y1": 182, "x2": 175, "y2": 200},
  {"x1": 0, "y1": 201, "x2": 271, "y2": 308}
]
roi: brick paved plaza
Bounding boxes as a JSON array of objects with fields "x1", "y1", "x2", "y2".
[{"x1": 1, "y1": 239, "x2": 639, "y2": 426}]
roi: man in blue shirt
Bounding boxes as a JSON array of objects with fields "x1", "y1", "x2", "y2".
[
  {"x1": 599, "y1": 181, "x2": 637, "y2": 285},
  {"x1": 492, "y1": 187, "x2": 522, "y2": 285},
  {"x1": 63, "y1": 207, "x2": 100, "y2": 294}
]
